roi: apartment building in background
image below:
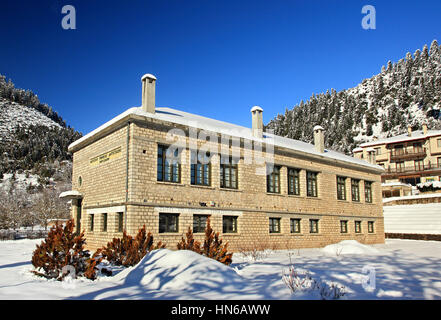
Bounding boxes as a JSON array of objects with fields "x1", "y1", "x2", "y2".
[
  {"x1": 61, "y1": 74, "x2": 385, "y2": 251},
  {"x1": 353, "y1": 126, "x2": 441, "y2": 197}
]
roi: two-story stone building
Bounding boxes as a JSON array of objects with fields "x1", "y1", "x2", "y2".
[{"x1": 61, "y1": 74, "x2": 385, "y2": 251}]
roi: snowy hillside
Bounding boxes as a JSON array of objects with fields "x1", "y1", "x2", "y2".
[
  {"x1": 0, "y1": 98, "x2": 61, "y2": 142},
  {"x1": 266, "y1": 40, "x2": 441, "y2": 155}
]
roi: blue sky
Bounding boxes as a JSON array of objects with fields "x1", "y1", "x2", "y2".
[{"x1": 0, "y1": 0, "x2": 440, "y2": 134}]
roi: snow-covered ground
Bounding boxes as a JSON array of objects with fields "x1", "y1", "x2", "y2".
[{"x1": 1, "y1": 239, "x2": 441, "y2": 300}]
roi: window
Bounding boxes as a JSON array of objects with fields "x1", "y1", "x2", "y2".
[
  {"x1": 157, "y1": 144, "x2": 180, "y2": 183},
  {"x1": 193, "y1": 215, "x2": 209, "y2": 233},
  {"x1": 351, "y1": 179, "x2": 360, "y2": 202},
  {"x1": 374, "y1": 147, "x2": 381, "y2": 155},
  {"x1": 365, "y1": 181, "x2": 373, "y2": 203},
  {"x1": 306, "y1": 171, "x2": 318, "y2": 197},
  {"x1": 438, "y1": 158, "x2": 441, "y2": 168},
  {"x1": 396, "y1": 161, "x2": 405, "y2": 173},
  {"x1": 159, "y1": 213, "x2": 179, "y2": 233},
  {"x1": 309, "y1": 219, "x2": 319, "y2": 233},
  {"x1": 290, "y1": 218, "x2": 301, "y2": 234},
  {"x1": 438, "y1": 139, "x2": 441, "y2": 148},
  {"x1": 118, "y1": 212, "x2": 124, "y2": 232},
  {"x1": 267, "y1": 165, "x2": 281, "y2": 193},
  {"x1": 269, "y1": 218, "x2": 281, "y2": 233},
  {"x1": 102, "y1": 213, "x2": 107, "y2": 232},
  {"x1": 413, "y1": 142, "x2": 423, "y2": 153},
  {"x1": 220, "y1": 156, "x2": 238, "y2": 189},
  {"x1": 415, "y1": 159, "x2": 424, "y2": 171},
  {"x1": 368, "y1": 221, "x2": 375, "y2": 233},
  {"x1": 355, "y1": 221, "x2": 362, "y2": 233},
  {"x1": 89, "y1": 214, "x2": 94, "y2": 231},
  {"x1": 288, "y1": 168, "x2": 300, "y2": 195},
  {"x1": 191, "y1": 151, "x2": 211, "y2": 186},
  {"x1": 340, "y1": 220, "x2": 348, "y2": 233},
  {"x1": 223, "y1": 216, "x2": 238, "y2": 233},
  {"x1": 337, "y1": 176, "x2": 346, "y2": 200}
]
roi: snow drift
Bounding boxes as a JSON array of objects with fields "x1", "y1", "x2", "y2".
[{"x1": 322, "y1": 240, "x2": 380, "y2": 255}]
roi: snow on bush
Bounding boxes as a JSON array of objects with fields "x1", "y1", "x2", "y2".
[
  {"x1": 282, "y1": 265, "x2": 346, "y2": 300},
  {"x1": 417, "y1": 181, "x2": 441, "y2": 193},
  {"x1": 321, "y1": 240, "x2": 380, "y2": 256},
  {"x1": 112, "y1": 249, "x2": 246, "y2": 293}
]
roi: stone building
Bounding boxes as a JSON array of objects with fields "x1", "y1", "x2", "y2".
[
  {"x1": 353, "y1": 126, "x2": 441, "y2": 186},
  {"x1": 61, "y1": 74, "x2": 385, "y2": 251}
]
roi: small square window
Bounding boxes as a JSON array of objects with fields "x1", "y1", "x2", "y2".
[
  {"x1": 223, "y1": 216, "x2": 238, "y2": 233},
  {"x1": 340, "y1": 220, "x2": 348, "y2": 233},
  {"x1": 290, "y1": 218, "x2": 301, "y2": 233},
  {"x1": 309, "y1": 219, "x2": 319, "y2": 233},
  {"x1": 193, "y1": 215, "x2": 209, "y2": 233},
  {"x1": 159, "y1": 213, "x2": 179, "y2": 233},
  {"x1": 269, "y1": 218, "x2": 281, "y2": 233}
]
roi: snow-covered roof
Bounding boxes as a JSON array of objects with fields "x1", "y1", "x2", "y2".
[
  {"x1": 59, "y1": 190, "x2": 83, "y2": 199},
  {"x1": 360, "y1": 130, "x2": 441, "y2": 147},
  {"x1": 381, "y1": 182, "x2": 412, "y2": 188},
  {"x1": 250, "y1": 106, "x2": 263, "y2": 112},
  {"x1": 353, "y1": 147, "x2": 363, "y2": 153},
  {"x1": 69, "y1": 106, "x2": 383, "y2": 172}
]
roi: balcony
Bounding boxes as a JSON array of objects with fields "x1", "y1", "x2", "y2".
[
  {"x1": 389, "y1": 147, "x2": 426, "y2": 162},
  {"x1": 383, "y1": 163, "x2": 441, "y2": 178}
]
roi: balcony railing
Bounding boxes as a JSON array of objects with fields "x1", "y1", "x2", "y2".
[
  {"x1": 384, "y1": 163, "x2": 441, "y2": 175},
  {"x1": 390, "y1": 148, "x2": 426, "y2": 161}
]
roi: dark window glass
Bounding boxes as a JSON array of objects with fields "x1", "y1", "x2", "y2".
[
  {"x1": 290, "y1": 218, "x2": 301, "y2": 233},
  {"x1": 355, "y1": 221, "x2": 362, "y2": 233},
  {"x1": 269, "y1": 218, "x2": 281, "y2": 233},
  {"x1": 365, "y1": 181, "x2": 373, "y2": 203},
  {"x1": 159, "y1": 213, "x2": 179, "y2": 233},
  {"x1": 193, "y1": 215, "x2": 209, "y2": 233},
  {"x1": 220, "y1": 156, "x2": 238, "y2": 189},
  {"x1": 288, "y1": 168, "x2": 300, "y2": 195},
  {"x1": 351, "y1": 179, "x2": 360, "y2": 202},
  {"x1": 368, "y1": 221, "x2": 374, "y2": 233},
  {"x1": 337, "y1": 176, "x2": 346, "y2": 200},
  {"x1": 223, "y1": 216, "x2": 238, "y2": 233},
  {"x1": 191, "y1": 151, "x2": 211, "y2": 186},
  {"x1": 157, "y1": 144, "x2": 180, "y2": 183},
  {"x1": 267, "y1": 165, "x2": 281, "y2": 193},
  {"x1": 118, "y1": 212, "x2": 124, "y2": 232},
  {"x1": 307, "y1": 171, "x2": 318, "y2": 197},
  {"x1": 309, "y1": 219, "x2": 319, "y2": 233},
  {"x1": 340, "y1": 220, "x2": 348, "y2": 233},
  {"x1": 89, "y1": 214, "x2": 94, "y2": 231},
  {"x1": 102, "y1": 213, "x2": 107, "y2": 232}
]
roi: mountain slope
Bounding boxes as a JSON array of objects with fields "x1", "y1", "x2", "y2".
[{"x1": 266, "y1": 40, "x2": 441, "y2": 155}]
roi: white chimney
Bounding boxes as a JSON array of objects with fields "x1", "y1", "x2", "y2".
[
  {"x1": 408, "y1": 125, "x2": 412, "y2": 137},
  {"x1": 141, "y1": 74, "x2": 156, "y2": 113},
  {"x1": 251, "y1": 106, "x2": 263, "y2": 138},
  {"x1": 423, "y1": 123, "x2": 428, "y2": 135},
  {"x1": 313, "y1": 125, "x2": 325, "y2": 153}
]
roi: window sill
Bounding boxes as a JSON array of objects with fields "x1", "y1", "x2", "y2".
[
  {"x1": 156, "y1": 181, "x2": 183, "y2": 187},
  {"x1": 266, "y1": 192, "x2": 283, "y2": 196},
  {"x1": 158, "y1": 232, "x2": 181, "y2": 236},
  {"x1": 306, "y1": 196, "x2": 321, "y2": 200},
  {"x1": 219, "y1": 188, "x2": 242, "y2": 192},
  {"x1": 222, "y1": 233, "x2": 241, "y2": 236},
  {"x1": 189, "y1": 184, "x2": 215, "y2": 190}
]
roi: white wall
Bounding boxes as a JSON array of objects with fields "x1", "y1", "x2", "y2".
[{"x1": 384, "y1": 204, "x2": 441, "y2": 234}]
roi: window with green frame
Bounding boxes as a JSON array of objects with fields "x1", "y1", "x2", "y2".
[
  {"x1": 288, "y1": 168, "x2": 300, "y2": 195},
  {"x1": 267, "y1": 165, "x2": 281, "y2": 193},
  {"x1": 220, "y1": 156, "x2": 238, "y2": 189},
  {"x1": 337, "y1": 176, "x2": 346, "y2": 200},
  {"x1": 269, "y1": 218, "x2": 281, "y2": 233},
  {"x1": 309, "y1": 219, "x2": 319, "y2": 233},
  {"x1": 365, "y1": 181, "x2": 373, "y2": 203},
  {"x1": 159, "y1": 213, "x2": 179, "y2": 233},
  {"x1": 223, "y1": 216, "x2": 238, "y2": 233},
  {"x1": 306, "y1": 171, "x2": 318, "y2": 197},
  {"x1": 340, "y1": 220, "x2": 348, "y2": 233},
  {"x1": 290, "y1": 218, "x2": 301, "y2": 233},
  {"x1": 355, "y1": 220, "x2": 362, "y2": 233},
  {"x1": 190, "y1": 151, "x2": 211, "y2": 186},
  {"x1": 351, "y1": 179, "x2": 360, "y2": 202},
  {"x1": 157, "y1": 144, "x2": 181, "y2": 183},
  {"x1": 193, "y1": 214, "x2": 209, "y2": 233},
  {"x1": 368, "y1": 221, "x2": 375, "y2": 233}
]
